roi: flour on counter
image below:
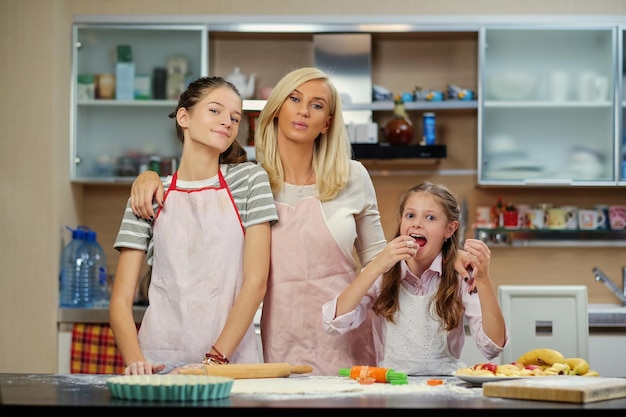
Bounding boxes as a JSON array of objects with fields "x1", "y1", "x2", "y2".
[{"x1": 230, "y1": 376, "x2": 483, "y2": 398}]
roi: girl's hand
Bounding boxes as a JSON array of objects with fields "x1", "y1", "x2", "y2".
[
  {"x1": 455, "y1": 249, "x2": 473, "y2": 287},
  {"x1": 130, "y1": 170, "x2": 164, "y2": 220},
  {"x1": 169, "y1": 363, "x2": 206, "y2": 374},
  {"x1": 462, "y1": 238, "x2": 492, "y2": 292},
  {"x1": 369, "y1": 235, "x2": 419, "y2": 276},
  {"x1": 124, "y1": 361, "x2": 166, "y2": 375}
]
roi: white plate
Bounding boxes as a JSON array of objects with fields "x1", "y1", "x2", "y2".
[{"x1": 453, "y1": 373, "x2": 529, "y2": 386}]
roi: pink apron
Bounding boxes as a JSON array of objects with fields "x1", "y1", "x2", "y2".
[
  {"x1": 261, "y1": 197, "x2": 383, "y2": 375},
  {"x1": 139, "y1": 169, "x2": 259, "y2": 372}
]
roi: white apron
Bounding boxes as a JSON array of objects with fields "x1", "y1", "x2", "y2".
[
  {"x1": 382, "y1": 285, "x2": 463, "y2": 376},
  {"x1": 139, "y1": 169, "x2": 259, "y2": 373},
  {"x1": 261, "y1": 197, "x2": 383, "y2": 376}
]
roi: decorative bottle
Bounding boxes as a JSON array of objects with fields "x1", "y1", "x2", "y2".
[{"x1": 384, "y1": 95, "x2": 414, "y2": 145}]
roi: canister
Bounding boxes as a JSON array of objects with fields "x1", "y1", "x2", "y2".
[
  {"x1": 423, "y1": 112, "x2": 436, "y2": 145},
  {"x1": 149, "y1": 156, "x2": 161, "y2": 175}
]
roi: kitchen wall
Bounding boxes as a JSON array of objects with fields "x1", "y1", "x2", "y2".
[{"x1": 3, "y1": 0, "x2": 626, "y2": 374}]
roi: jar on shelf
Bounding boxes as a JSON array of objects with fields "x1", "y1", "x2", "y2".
[{"x1": 383, "y1": 95, "x2": 414, "y2": 145}]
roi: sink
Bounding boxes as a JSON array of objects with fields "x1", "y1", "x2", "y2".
[{"x1": 588, "y1": 303, "x2": 626, "y2": 327}]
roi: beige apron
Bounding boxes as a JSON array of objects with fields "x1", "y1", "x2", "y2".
[
  {"x1": 383, "y1": 285, "x2": 463, "y2": 375},
  {"x1": 139, "y1": 169, "x2": 259, "y2": 373},
  {"x1": 261, "y1": 197, "x2": 383, "y2": 375}
]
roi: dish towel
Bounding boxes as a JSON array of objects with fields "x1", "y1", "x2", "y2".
[{"x1": 70, "y1": 323, "x2": 130, "y2": 374}]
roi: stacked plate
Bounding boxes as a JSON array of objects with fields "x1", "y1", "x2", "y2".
[{"x1": 107, "y1": 374, "x2": 234, "y2": 401}]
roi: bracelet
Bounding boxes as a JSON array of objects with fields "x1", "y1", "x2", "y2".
[{"x1": 203, "y1": 345, "x2": 230, "y2": 365}]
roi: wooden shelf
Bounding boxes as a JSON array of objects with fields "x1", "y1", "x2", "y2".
[
  {"x1": 475, "y1": 228, "x2": 626, "y2": 247},
  {"x1": 351, "y1": 144, "x2": 446, "y2": 159}
]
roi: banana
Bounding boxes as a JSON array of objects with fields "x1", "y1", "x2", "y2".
[
  {"x1": 495, "y1": 364, "x2": 523, "y2": 376},
  {"x1": 516, "y1": 348, "x2": 566, "y2": 367},
  {"x1": 564, "y1": 357, "x2": 590, "y2": 375},
  {"x1": 543, "y1": 362, "x2": 570, "y2": 375},
  {"x1": 582, "y1": 370, "x2": 600, "y2": 377}
]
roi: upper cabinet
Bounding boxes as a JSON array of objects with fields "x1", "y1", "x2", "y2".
[
  {"x1": 71, "y1": 24, "x2": 207, "y2": 183},
  {"x1": 478, "y1": 26, "x2": 617, "y2": 186},
  {"x1": 70, "y1": 18, "x2": 626, "y2": 185},
  {"x1": 207, "y1": 26, "x2": 479, "y2": 154},
  {"x1": 616, "y1": 26, "x2": 626, "y2": 185}
]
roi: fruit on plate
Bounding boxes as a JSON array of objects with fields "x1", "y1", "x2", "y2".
[
  {"x1": 563, "y1": 357, "x2": 590, "y2": 375},
  {"x1": 493, "y1": 363, "x2": 522, "y2": 376},
  {"x1": 473, "y1": 362, "x2": 498, "y2": 373},
  {"x1": 582, "y1": 370, "x2": 600, "y2": 377},
  {"x1": 516, "y1": 348, "x2": 565, "y2": 367},
  {"x1": 455, "y1": 349, "x2": 600, "y2": 377}
]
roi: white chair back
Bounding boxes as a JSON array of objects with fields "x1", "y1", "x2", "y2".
[{"x1": 497, "y1": 285, "x2": 589, "y2": 364}]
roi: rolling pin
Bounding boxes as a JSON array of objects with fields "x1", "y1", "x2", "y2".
[{"x1": 176, "y1": 362, "x2": 313, "y2": 379}]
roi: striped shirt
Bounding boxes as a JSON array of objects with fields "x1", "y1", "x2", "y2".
[{"x1": 114, "y1": 162, "x2": 278, "y2": 265}]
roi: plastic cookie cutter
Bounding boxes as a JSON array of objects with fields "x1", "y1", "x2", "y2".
[{"x1": 339, "y1": 366, "x2": 408, "y2": 385}]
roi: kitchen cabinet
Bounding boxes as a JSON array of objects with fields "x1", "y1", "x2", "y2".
[
  {"x1": 478, "y1": 26, "x2": 617, "y2": 186},
  {"x1": 71, "y1": 24, "x2": 207, "y2": 183},
  {"x1": 209, "y1": 26, "x2": 479, "y2": 162},
  {"x1": 606, "y1": 26, "x2": 626, "y2": 184},
  {"x1": 71, "y1": 23, "x2": 478, "y2": 182}
]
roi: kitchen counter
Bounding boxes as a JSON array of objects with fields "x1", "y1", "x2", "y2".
[
  {"x1": 2, "y1": 373, "x2": 626, "y2": 413},
  {"x1": 58, "y1": 304, "x2": 626, "y2": 328}
]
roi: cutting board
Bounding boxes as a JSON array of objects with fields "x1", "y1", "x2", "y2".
[{"x1": 483, "y1": 376, "x2": 626, "y2": 403}]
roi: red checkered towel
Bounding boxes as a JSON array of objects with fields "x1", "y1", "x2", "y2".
[{"x1": 70, "y1": 323, "x2": 126, "y2": 374}]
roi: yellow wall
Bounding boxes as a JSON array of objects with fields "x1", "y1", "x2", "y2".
[{"x1": 2, "y1": 0, "x2": 626, "y2": 373}]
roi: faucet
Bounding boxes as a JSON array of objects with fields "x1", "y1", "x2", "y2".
[{"x1": 592, "y1": 267, "x2": 626, "y2": 306}]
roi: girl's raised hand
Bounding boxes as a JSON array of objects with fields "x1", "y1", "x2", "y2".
[
  {"x1": 462, "y1": 238, "x2": 491, "y2": 285},
  {"x1": 369, "y1": 235, "x2": 419, "y2": 276}
]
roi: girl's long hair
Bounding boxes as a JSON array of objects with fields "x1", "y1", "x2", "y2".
[{"x1": 373, "y1": 181, "x2": 463, "y2": 331}]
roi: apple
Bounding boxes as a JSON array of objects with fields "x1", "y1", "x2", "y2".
[
  {"x1": 525, "y1": 365, "x2": 542, "y2": 370},
  {"x1": 479, "y1": 362, "x2": 498, "y2": 373}
]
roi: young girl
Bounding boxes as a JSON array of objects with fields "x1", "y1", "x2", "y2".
[
  {"x1": 109, "y1": 76, "x2": 278, "y2": 375},
  {"x1": 322, "y1": 181, "x2": 508, "y2": 376}
]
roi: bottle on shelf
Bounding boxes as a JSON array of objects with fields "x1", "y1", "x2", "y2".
[{"x1": 384, "y1": 95, "x2": 414, "y2": 145}]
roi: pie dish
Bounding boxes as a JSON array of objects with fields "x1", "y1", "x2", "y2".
[{"x1": 107, "y1": 374, "x2": 234, "y2": 401}]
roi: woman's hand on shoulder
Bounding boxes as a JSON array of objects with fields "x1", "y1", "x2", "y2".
[{"x1": 130, "y1": 170, "x2": 164, "y2": 220}]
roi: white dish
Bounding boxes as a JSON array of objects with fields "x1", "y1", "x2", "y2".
[{"x1": 453, "y1": 373, "x2": 529, "y2": 386}]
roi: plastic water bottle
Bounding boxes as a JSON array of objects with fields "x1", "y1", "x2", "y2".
[
  {"x1": 59, "y1": 226, "x2": 89, "y2": 307},
  {"x1": 86, "y1": 230, "x2": 110, "y2": 308},
  {"x1": 59, "y1": 228, "x2": 109, "y2": 308}
]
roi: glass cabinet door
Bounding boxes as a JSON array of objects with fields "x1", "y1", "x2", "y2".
[
  {"x1": 617, "y1": 26, "x2": 626, "y2": 185},
  {"x1": 71, "y1": 24, "x2": 207, "y2": 183},
  {"x1": 479, "y1": 26, "x2": 617, "y2": 186}
]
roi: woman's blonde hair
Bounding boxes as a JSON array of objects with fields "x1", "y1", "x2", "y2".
[{"x1": 254, "y1": 67, "x2": 351, "y2": 201}]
